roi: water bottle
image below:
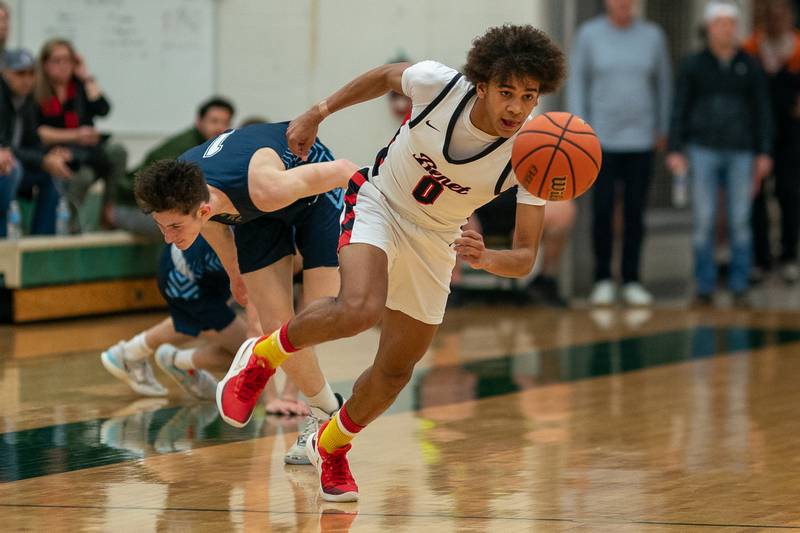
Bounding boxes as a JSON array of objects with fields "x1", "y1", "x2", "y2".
[
  {"x1": 672, "y1": 171, "x2": 689, "y2": 208},
  {"x1": 6, "y1": 200, "x2": 21, "y2": 239},
  {"x1": 55, "y1": 196, "x2": 71, "y2": 236}
]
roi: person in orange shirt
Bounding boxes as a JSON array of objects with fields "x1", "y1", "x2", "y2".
[{"x1": 744, "y1": 0, "x2": 800, "y2": 284}]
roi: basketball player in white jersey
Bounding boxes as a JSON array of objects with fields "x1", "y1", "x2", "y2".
[{"x1": 217, "y1": 24, "x2": 566, "y2": 501}]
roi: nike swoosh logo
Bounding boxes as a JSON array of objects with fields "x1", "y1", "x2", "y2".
[{"x1": 425, "y1": 120, "x2": 440, "y2": 132}]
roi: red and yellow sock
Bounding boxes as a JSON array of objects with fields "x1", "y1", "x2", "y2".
[
  {"x1": 319, "y1": 403, "x2": 364, "y2": 454},
  {"x1": 253, "y1": 322, "x2": 298, "y2": 368}
]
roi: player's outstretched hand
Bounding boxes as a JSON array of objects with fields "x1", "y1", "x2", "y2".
[
  {"x1": 454, "y1": 229, "x2": 488, "y2": 270},
  {"x1": 265, "y1": 397, "x2": 311, "y2": 416},
  {"x1": 287, "y1": 109, "x2": 322, "y2": 161}
]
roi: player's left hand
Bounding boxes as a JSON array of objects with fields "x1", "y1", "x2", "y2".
[
  {"x1": 454, "y1": 229, "x2": 489, "y2": 270},
  {"x1": 286, "y1": 109, "x2": 321, "y2": 161}
]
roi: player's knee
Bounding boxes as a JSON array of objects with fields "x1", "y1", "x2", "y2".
[
  {"x1": 376, "y1": 366, "x2": 413, "y2": 396},
  {"x1": 337, "y1": 296, "x2": 382, "y2": 336}
]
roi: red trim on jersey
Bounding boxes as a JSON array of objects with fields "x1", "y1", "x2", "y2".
[{"x1": 338, "y1": 168, "x2": 368, "y2": 251}]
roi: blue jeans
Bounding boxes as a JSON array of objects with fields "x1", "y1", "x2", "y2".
[
  {"x1": 687, "y1": 144, "x2": 754, "y2": 295},
  {"x1": 18, "y1": 168, "x2": 59, "y2": 235},
  {"x1": 0, "y1": 162, "x2": 23, "y2": 238}
]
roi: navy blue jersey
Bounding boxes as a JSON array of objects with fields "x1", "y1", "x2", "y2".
[
  {"x1": 157, "y1": 237, "x2": 236, "y2": 336},
  {"x1": 159, "y1": 237, "x2": 228, "y2": 302},
  {"x1": 179, "y1": 122, "x2": 335, "y2": 224}
]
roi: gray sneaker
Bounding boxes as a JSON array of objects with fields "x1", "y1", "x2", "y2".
[
  {"x1": 284, "y1": 393, "x2": 343, "y2": 465},
  {"x1": 155, "y1": 344, "x2": 218, "y2": 400},
  {"x1": 101, "y1": 341, "x2": 167, "y2": 397}
]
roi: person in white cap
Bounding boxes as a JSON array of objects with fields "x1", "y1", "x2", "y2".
[{"x1": 667, "y1": 0, "x2": 774, "y2": 306}]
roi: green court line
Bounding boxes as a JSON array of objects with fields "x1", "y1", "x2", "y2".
[{"x1": 2, "y1": 326, "x2": 799, "y2": 483}]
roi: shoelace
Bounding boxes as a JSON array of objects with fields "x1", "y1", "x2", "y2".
[
  {"x1": 296, "y1": 418, "x2": 318, "y2": 446},
  {"x1": 234, "y1": 363, "x2": 268, "y2": 401},
  {"x1": 129, "y1": 360, "x2": 152, "y2": 385},
  {"x1": 322, "y1": 450, "x2": 353, "y2": 486}
]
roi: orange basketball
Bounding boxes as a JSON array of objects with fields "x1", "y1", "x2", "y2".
[{"x1": 511, "y1": 112, "x2": 602, "y2": 201}]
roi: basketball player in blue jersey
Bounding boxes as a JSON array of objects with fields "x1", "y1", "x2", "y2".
[
  {"x1": 134, "y1": 122, "x2": 357, "y2": 464},
  {"x1": 101, "y1": 236, "x2": 250, "y2": 400},
  {"x1": 217, "y1": 26, "x2": 566, "y2": 501}
]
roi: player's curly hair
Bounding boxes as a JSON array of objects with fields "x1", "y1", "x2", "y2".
[
  {"x1": 134, "y1": 159, "x2": 210, "y2": 214},
  {"x1": 464, "y1": 24, "x2": 566, "y2": 94}
]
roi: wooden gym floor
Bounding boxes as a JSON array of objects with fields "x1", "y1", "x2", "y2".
[{"x1": 1, "y1": 306, "x2": 800, "y2": 532}]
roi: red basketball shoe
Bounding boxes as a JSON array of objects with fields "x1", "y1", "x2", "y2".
[
  {"x1": 216, "y1": 337, "x2": 275, "y2": 427},
  {"x1": 306, "y1": 421, "x2": 359, "y2": 502}
]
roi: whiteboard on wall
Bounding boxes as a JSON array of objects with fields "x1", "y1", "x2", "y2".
[{"x1": 18, "y1": 0, "x2": 215, "y2": 134}]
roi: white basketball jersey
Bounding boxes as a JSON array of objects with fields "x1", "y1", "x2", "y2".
[{"x1": 369, "y1": 68, "x2": 545, "y2": 233}]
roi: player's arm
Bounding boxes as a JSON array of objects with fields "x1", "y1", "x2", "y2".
[
  {"x1": 200, "y1": 221, "x2": 248, "y2": 305},
  {"x1": 287, "y1": 62, "x2": 411, "y2": 159},
  {"x1": 454, "y1": 203, "x2": 545, "y2": 278},
  {"x1": 248, "y1": 147, "x2": 358, "y2": 212}
]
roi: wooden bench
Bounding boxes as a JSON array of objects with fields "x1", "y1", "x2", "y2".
[{"x1": 0, "y1": 231, "x2": 166, "y2": 323}]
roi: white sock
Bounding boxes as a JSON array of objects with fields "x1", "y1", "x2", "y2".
[
  {"x1": 123, "y1": 333, "x2": 154, "y2": 362},
  {"x1": 174, "y1": 349, "x2": 197, "y2": 371},
  {"x1": 306, "y1": 382, "x2": 339, "y2": 415}
]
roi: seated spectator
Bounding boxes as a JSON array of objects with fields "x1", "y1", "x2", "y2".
[
  {"x1": 0, "y1": 2, "x2": 9, "y2": 67},
  {"x1": 109, "y1": 96, "x2": 236, "y2": 236},
  {"x1": 35, "y1": 38, "x2": 127, "y2": 233},
  {"x1": 1, "y1": 49, "x2": 71, "y2": 236}
]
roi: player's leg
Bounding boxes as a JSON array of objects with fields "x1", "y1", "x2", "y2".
[
  {"x1": 155, "y1": 287, "x2": 239, "y2": 400},
  {"x1": 258, "y1": 242, "x2": 389, "y2": 354},
  {"x1": 307, "y1": 204, "x2": 451, "y2": 501},
  {"x1": 305, "y1": 309, "x2": 437, "y2": 501},
  {"x1": 242, "y1": 256, "x2": 337, "y2": 402},
  {"x1": 100, "y1": 317, "x2": 182, "y2": 397},
  {"x1": 281, "y1": 264, "x2": 344, "y2": 463},
  {"x1": 218, "y1": 243, "x2": 389, "y2": 427},
  {"x1": 194, "y1": 315, "x2": 250, "y2": 369},
  {"x1": 219, "y1": 251, "x2": 367, "y2": 427},
  {"x1": 218, "y1": 172, "x2": 391, "y2": 427}
]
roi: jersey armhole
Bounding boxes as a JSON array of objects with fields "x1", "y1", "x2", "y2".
[
  {"x1": 493, "y1": 162, "x2": 513, "y2": 195},
  {"x1": 407, "y1": 73, "x2": 463, "y2": 129}
]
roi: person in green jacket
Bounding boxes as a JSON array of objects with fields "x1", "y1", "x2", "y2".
[{"x1": 108, "y1": 96, "x2": 236, "y2": 235}]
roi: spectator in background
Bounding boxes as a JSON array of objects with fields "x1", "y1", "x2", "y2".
[
  {"x1": 239, "y1": 115, "x2": 269, "y2": 128},
  {"x1": 386, "y1": 53, "x2": 413, "y2": 122},
  {"x1": 568, "y1": 0, "x2": 672, "y2": 306},
  {"x1": 667, "y1": 1, "x2": 773, "y2": 306},
  {"x1": 464, "y1": 191, "x2": 576, "y2": 307},
  {"x1": 387, "y1": 90, "x2": 411, "y2": 122},
  {"x1": 744, "y1": 0, "x2": 800, "y2": 284},
  {"x1": 0, "y1": 2, "x2": 9, "y2": 67},
  {"x1": 1, "y1": 49, "x2": 71, "y2": 236},
  {"x1": 109, "y1": 96, "x2": 235, "y2": 236},
  {"x1": 35, "y1": 38, "x2": 127, "y2": 233}
]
